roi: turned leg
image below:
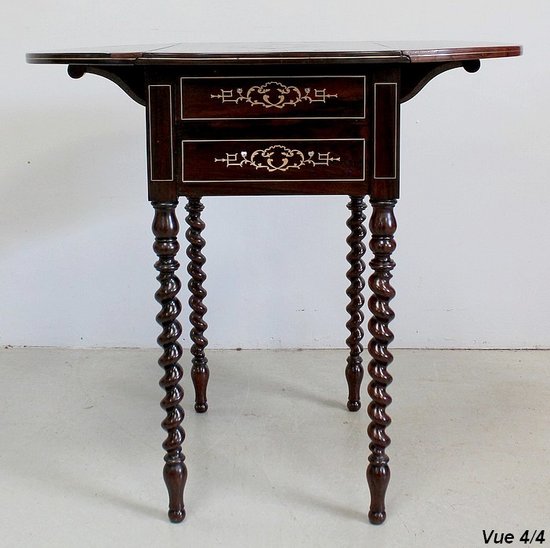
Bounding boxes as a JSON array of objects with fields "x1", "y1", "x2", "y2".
[
  {"x1": 152, "y1": 201, "x2": 187, "y2": 523},
  {"x1": 185, "y1": 197, "x2": 209, "y2": 413},
  {"x1": 366, "y1": 199, "x2": 397, "y2": 525},
  {"x1": 345, "y1": 196, "x2": 367, "y2": 412}
]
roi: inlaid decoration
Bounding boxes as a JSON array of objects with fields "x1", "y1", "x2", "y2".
[
  {"x1": 210, "y1": 81, "x2": 338, "y2": 109},
  {"x1": 214, "y1": 145, "x2": 341, "y2": 173}
]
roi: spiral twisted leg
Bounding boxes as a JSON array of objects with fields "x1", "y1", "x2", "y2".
[
  {"x1": 152, "y1": 201, "x2": 187, "y2": 523},
  {"x1": 345, "y1": 196, "x2": 367, "y2": 412},
  {"x1": 185, "y1": 197, "x2": 209, "y2": 413},
  {"x1": 366, "y1": 199, "x2": 397, "y2": 525}
]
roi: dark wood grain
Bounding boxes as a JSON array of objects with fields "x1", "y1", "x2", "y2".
[
  {"x1": 185, "y1": 198, "x2": 209, "y2": 413},
  {"x1": 26, "y1": 41, "x2": 521, "y2": 65},
  {"x1": 400, "y1": 43, "x2": 521, "y2": 62},
  {"x1": 148, "y1": 85, "x2": 174, "y2": 182},
  {"x1": 369, "y1": 67, "x2": 401, "y2": 201},
  {"x1": 152, "y1": 201, "x2": 187, "y2": 523},
  {"x1": 374, "y1": 83, "x2": 398, "y2": 179},
  {"x1": 366, "y1": 199, "x2": 397, "y2": 525},
  {"x1": 147, "y1": 79, "x2": 177, "y2": 202}
]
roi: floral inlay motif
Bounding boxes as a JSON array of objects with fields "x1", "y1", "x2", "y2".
[
  {"x1": 210, "y1": 81, "x2": 338, "y2": 109},
  {"x1": 214, "y1": 145, "x2": 341, "y2": 173}
]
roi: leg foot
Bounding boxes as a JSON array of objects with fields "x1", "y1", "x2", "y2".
[
  {"x1": 366, "y1": 199, "x2": 396, "y2": 524},
  {"x1": 164, "y1": 459, "x2": 187, "y2": 523},
  {"x1": 368, "y1": 510, "x2": 386, "y2": 525},
  {"x1": 367, "y1": 462, "x2": 390, "y2": 524},
  {"x1": 194, "y1": 401, "x2": 208, "y2": 414},
  {"x1": 153, "y1": 201, "x2": 187, "y2": 523},
  {"x1": 185, "y1": 197, "x2": 210, "y2": 414},
  {"x1": 345, "y1": 196, "x2": 367, "y2": 412},
  {"x1": 347, "y1": 399, "x2": 361, "y2": 412},
  {"x1": 168, "y1": 510, "x2": 186, "y2": 524}
]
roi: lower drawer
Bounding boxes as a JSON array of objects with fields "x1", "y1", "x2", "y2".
[{"x1": 181, "y1": 138, "x2": 365, "y2": 183}]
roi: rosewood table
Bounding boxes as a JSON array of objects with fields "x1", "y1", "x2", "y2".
[{"x1": 27, "y1": 41, "x2": 521, "y2": 525}]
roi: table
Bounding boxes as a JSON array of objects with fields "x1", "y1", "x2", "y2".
[{"x1": 26, "y1": 41, "x2": 521, "y2": 525}]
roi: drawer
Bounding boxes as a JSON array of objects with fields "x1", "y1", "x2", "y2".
[
  {"x1": 180, "y1": 76, "x2": 366, "y2": 120},
  {"x1": 181, "y1": 139, "x2": 365, "y2": 183}
]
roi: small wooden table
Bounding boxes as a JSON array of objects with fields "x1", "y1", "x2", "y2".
[{"x1": 27, "y1": 41, "x2": 521, "y2": 524}]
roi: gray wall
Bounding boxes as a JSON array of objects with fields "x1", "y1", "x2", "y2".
[{"x1": 1, "y1": 1, "x2": 547, "y2": 348}]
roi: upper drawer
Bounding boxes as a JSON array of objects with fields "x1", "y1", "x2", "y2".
[{"x1": 179, "y1": 76, "x2": 366, "y2": 120}]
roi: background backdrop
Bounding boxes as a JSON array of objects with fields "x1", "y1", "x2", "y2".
[{"x1": 1, "y1": 1, "x2": 548, "y2": 348}]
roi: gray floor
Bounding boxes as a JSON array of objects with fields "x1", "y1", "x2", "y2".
[{"x1": 0, "y1": 348, "x2": 548, "y2": 547}]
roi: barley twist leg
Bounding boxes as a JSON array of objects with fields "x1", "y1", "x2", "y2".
[
  {"x1": 345, "y1": 196, "x2": 367, "y2": 412},
  {"x1": 366, "y1": 199, "x2": 397, "y2": 525},
  {"x1": 152, "y1": 201, "x2": 187, "y2": 523},
  {"x1": 185, "y1": 197, "x2": 209, "y2": 413}
]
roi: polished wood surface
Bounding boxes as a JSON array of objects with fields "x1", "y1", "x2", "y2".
[
  {"x1": 26, "y1": 41, "x2": 521, "y2": 65},
  {"x1": 27, "y1": 41, "x2": 521, "y2": 526}
]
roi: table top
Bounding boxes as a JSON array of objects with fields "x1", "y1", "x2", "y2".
[{"x1": 26, "y1": 41, "x2": 521, "y2": 65}]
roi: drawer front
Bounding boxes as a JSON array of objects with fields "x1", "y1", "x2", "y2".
[
  {"x1": 180, "y1": 76, "x2": 366, "y2": 120},
  {"x1": 181, "y1": 139, "x2": 365, "y2": 183}
]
